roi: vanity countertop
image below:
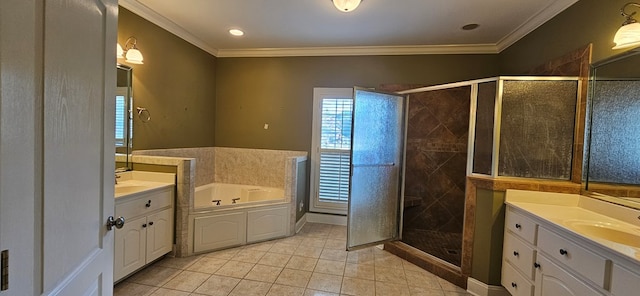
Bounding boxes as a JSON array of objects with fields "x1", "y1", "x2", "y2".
[
  {"x1": 505, "y1": 189, "x2": 640, "y2": 262},
  {"x1": 115, "y1": 171, "x2": 175, "y2": 199}
]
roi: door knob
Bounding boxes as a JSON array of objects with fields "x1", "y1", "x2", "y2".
[{"x1": 107, "y1": 216, "x2": 126, "y2": 230}]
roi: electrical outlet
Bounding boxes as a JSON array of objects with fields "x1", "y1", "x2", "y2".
[{"x1": 299, "y1": 201, "x2": 304, "y2": 211}]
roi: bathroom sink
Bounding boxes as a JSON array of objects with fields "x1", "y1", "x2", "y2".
[
  {"x1": 563, "y1": 220, "x2": 640, "y2": 248},
  {"x1": 115, "y1": 185, "x2": 150, "y2": 195}
]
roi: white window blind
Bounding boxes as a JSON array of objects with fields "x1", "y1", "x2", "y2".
[
  {"x1": 318, "y1": 98, "x2": 352, "y2": 202},
  {"x1": 115, "y1": 95, "x2": 126, "y2": 147}
]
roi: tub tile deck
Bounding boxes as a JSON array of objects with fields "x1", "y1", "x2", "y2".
[{"x1": 115, "y1": 223, "x2": 471, "y2": 296}]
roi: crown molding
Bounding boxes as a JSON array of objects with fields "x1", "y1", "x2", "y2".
[
  {"x1": 120, "y1": 0, "x2": 577, "y2": 58},
  {"x1": 495, "y1": 0, "x2": 579, "y2": 52},
  {"x1": 119, "y1": 0, "x2": 219, "y2": 56},
  {"x1": 216, "y1": 44, "x2": 500, "y2": 57}
]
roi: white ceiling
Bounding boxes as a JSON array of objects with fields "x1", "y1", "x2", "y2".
[{"x1": 119, "y1": 0, "x2": 578, "y2": 57}]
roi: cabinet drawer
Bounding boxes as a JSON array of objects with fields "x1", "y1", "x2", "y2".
[
  {"x1": 611, "y1": 264, "x2": 640, "y2": 296},
  {"x1": 116, "y1": 187, "x2": 173, "y2": 219},
  {"x1": 506, "y1": 208, "x2": 538, "y2": 244},
  {"x1": 502, "y1": 261, "x2": 534, "y2": 296},
  {"x1": 504, "y1": 232, "x2": 536, "y2": 280},
  {"x1": 537, "y1": 227, "x2": 608, "y2": 288}
]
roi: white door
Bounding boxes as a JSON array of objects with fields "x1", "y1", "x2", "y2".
[{"x1": 0, "y1": 0, "x2": 117, "y2": 295}]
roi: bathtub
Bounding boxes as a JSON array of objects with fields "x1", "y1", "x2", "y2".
[
  {"x1": 194, "y1": 183, "x2": 285, "y2": 209},
  {"x1": 190, "y1": 183, "x2": 291, "y2": 253}
]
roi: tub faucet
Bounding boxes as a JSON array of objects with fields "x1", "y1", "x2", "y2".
[
  {"x1": 232, "y1": 198, "x2": 240, "y2": 204},
  {"x1": 212, "y1": 199, "x2": 221, "y2": 206}
]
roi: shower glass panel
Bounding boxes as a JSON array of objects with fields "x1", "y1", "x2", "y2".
[
  {"x1": 472, "y1": 82, "x2": 496, "y2": 175},
  {"x1": 498, "y1": 80, "x2": 577, "y2": 179},
  {"x1": 347, "y1": 88, "x2": 405, "y2": 250}
]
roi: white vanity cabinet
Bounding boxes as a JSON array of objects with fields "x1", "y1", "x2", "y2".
[
  {"x1": 502, "y1": 190, "x2": 640, "y2": 296},
  {"x1": 114, "y1": 186, "x2": 174, "y2": 282}
]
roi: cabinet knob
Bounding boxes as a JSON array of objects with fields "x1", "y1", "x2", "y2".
[
  {"x1": 511, "y1": 282, "x2": 517, "y2": 288},
  {"x1": 515, "y1": 223, "x2": 521, "y2": 229},
  {"x1": 142, "y1": 223, "x2": 147, "y2": 228},
  {"x1": 145, "y1": 200, "x2": 151, "y2": 208},
  {"x1": 559, "y1": 249, "x2": 568, "y2": 256},
  {"x1": 149, "y1": 221, "x2": 154, "y2": 226},
  {"x1": 534, "y1": 262, "x2": 541, "y2": 268},
  {"x1": 513, "y1": 251, "x2": 519, "y2": 257}
]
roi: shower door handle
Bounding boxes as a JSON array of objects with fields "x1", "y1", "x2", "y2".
[{"x1": 352, "y1": 163, "x2": 395, "y2": 167}]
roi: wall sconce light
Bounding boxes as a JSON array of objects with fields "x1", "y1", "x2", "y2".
[
  {"x1": 117, "y1": 36, "x2": 144, "y2": 64},
  {"x1": 332, "y1": 0, "x2": 362, "y2": 12},
  {"x1": 613, "y1": 2, "x2": 640, "y2": 49}
]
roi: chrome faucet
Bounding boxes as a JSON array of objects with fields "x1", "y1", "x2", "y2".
[{"x1": 115, "y1": 167, "x2": 127, "y2": 184}]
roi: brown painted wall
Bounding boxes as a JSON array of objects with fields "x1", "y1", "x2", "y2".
[
  {"x1": 499, "y1": 0, "x2": 629, "y2": 73},
  {"x1": 118, "y1": 7, "x2": 217, "y2": 150},
  {"x1": 215, "y1": 55, "x2": 499, "y2": 152}
]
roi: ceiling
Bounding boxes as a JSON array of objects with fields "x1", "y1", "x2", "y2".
[{"x1": 119, "y1": 0, "x2": 578, "y2": 57}]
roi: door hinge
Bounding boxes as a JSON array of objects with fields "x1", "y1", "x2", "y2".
[{"x1": 1, "y1": 250, "x2": 8, "y2": 291}]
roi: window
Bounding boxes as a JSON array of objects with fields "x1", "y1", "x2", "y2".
[
  {"x1": 115, "y1": 87, "x2": 129, "y2": 147},
  {"x1": 310, "y1": 88, "x2": 353, "y2": 215}
]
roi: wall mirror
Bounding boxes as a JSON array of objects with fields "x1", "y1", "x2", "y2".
[
  {"x1": 116, "y1": 64, "x2": 133, "y2": 170},
  {"x1": 585, "y1": 48, "x2": 640, "y2": 209}
]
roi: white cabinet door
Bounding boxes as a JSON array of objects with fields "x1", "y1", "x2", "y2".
[
  {"x1": 114, "y1": 216, "x2": 147, "y2": 282},
  {"x1": 535, "y1": 255, "x2": 602, "y2": 296},
  {"x1": 146, "y1": 208, "x2": 174, "y2": 263}
]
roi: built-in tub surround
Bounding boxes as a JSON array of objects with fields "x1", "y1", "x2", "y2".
[{"x1": 132, "y1": 147, "x2": 307, "y2": 256}]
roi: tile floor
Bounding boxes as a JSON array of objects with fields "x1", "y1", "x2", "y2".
[{"x1": 114, "y1": 223, "x2": 471, "y2": 296}]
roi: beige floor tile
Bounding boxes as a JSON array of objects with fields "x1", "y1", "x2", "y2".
[
  {"x1": 294, "y1": 246, "x2": 324, "y2": 258},
  {"x1": 374, "y1": 256, "x2": 404, "y2": 270},
  {"x1": 149, "y1": 288, "x2": 191, "y2": 296},
  {"x1": 244, "y1": 264, "x2": 283, "y2": 283},
  {"x1": 404, "y1": 270, "x2": 440, "y2": 290},
  {"x1": 278, "y1": 236, "x2": 305, "y2": 246},
  {"x1": 320, "y1": 249, "x2": 348, "y2": 262},
  {"x1": 303, "y1": 289, "x2": 339, "y2": 296},
  {"x1": 323, "y1": 239, "x2": 347, "y2": 250},
  {"x1": 402, "y1": 260, "x2": 427, "y2": 273},
  {"x1": 340, "y1": 277, "x2": 376, "y2": 296},
  {"x1": 344, "y1": 263, "x2": 375, "y2": 280},
  {"x1": 314, "y1": 259, "x2": 345, "y2": 276},
  {"x1": 193, "y1": 274, "x2": 240, "y2": 296},
  {"x1": 228, "y1": 279, "x2": 272, "y2": 296},
  {"x1": 300, "y1": 237, "x2": 327, "y2": 248},
  {"x1": 408, "y1": 286, "x2": 445, "y2": 296},
  {"x1": 162, "y1": 270, "x2": 210, "y2": 292},
  {"x1": 186, "y1": 257, "x2": 228, "y2": 274},
  {"x1": 307, "y1": 273, "x2": 343, "y2": 294},
  {"x1": 286, "y1": 256, "x2": 318, "y2": 271},
  {"x1": 437, "y1": 278, "x2": 467, "y2": 293},
  {"x1": 375, "y1": 281, "x2": 411, "y2": 296},
  {"x1": 233, "y1": 249, "x2": 267, "y2": 263},
  {"x1": 215, "y1": 260, "x2": 255, "y2": 278},
  {"x1": 114, "y1": 282, "x2": 157, "y2": 296},
  {"x1": 125, "y1": 265, "x2": 181, "y2": 287},
  {"x1": 328, "y1": 227, "x2": 347, "y2": 240},
  {"x1": 267, "y1": 284, "x2": 306, "y2": 296},
  {"x1": 245, "y1": 241, "x2": 276, "y2": 252},
  {"x1": 258, "y1": 253, "x2": 292, "y2": 267},
  {"x1": 374, "y1": 266, "x2": 407, "y2": 284},
  {"x1": 269, "y1": 242, "x2": 299, "y2": 255},
  {"x1": 443, "y1": 291, "x2": 471, "y2": 296},
  {"x1": 275, "y1": 268, "x2": 313, "y2": 288},
  {"x1": 205, "y1": 248, "x2": 241, "y2": 260},
  {"x1": 156, "y1": 255, "x2": 202, "y2": 270},
  {"x1": 346, "y1": 251, "x2": 374, "y2": 265}
]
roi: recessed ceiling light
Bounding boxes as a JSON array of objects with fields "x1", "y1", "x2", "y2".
[
  {"x1": 229, "y1": 29, "x2": 244, "y2": 36},
  {"x1": 462, "y1": 24, "x2": 480, "y2": 31}
]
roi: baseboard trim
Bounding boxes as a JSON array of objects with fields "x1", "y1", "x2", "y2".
[
  {"x1": 467, "y1": 277, "x2": 509, "y2": 296},
  {"x1": 305, "y1": 212, "x2": 347, "y2": 225},
  {"x1": 295, "y1": 214, "x2": 307, "y2": 233}
]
